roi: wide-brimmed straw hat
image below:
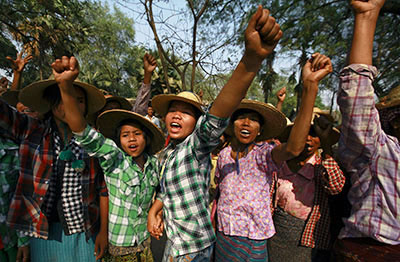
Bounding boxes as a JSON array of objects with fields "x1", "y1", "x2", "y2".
[
  {"x1": 225, "y1": 99, "x2": 287, "y2": 141},
  {"x1": 1, "y1": 90, "x2": 19, "y2": 107},
  {"x1": 105, "y1": 96, "x2": 132, "y2": 111},
  {"x1": 278, "y1": 107, "x2": 340, "y2": 145},
  {"x1": 97, "y1": 109, "x2": 165, "y2": 154},
  {"x1": 376, "y1": 85, "x2": 400, "y2": 110},
  {"x1": 87, "y1": 96, "x2": 133, "y2": 126},
  {"x1": 19, "y1": 79, "x2": 105, "y2": 115},
  {"x1": 151, "y1": 91, "x2": 204, "y2": 117}
]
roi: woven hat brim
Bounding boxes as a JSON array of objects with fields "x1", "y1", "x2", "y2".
[
  {"x1": 225, "y1": 100, "x2": 287, "y2": 141},
  {"x1": 87, "y1": 96, "x2": 133, "y2": 126},
  {"x1": 106, "y1": 96, "x2": 133, "y2": 111},
  {"x1": 278, "y1": 123, "x2": 340, "y2": 146},
  {"x1": 152, "y1": 94, "x2": 204, "y2": 117},
  {"x1": 19, "y1": 79, "x2": 105, "y2": 115},
  {"x1": 97, "y1": 109, "x2": 165, "y2": 154},
  {"x1": 1, "y1": 90, "x2": 19, "y2": 107}
]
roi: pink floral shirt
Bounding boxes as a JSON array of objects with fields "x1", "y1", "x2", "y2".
[
  {"x1": 276, "y1": 154, "x2": 317, "y2": 221},
  {"x1": 215, "y1": 142, "x2": 278, "y2": 240}
]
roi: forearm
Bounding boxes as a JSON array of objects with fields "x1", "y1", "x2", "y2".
[
  {"x1": 287, "y1": 81, "x2": 318, "y2": 154},
  {"x1": 338, "y1": 65, "x2": 379, "y2": 159},
  {"x1": 99, "y1": 195, "x2": 109, "y2": 234},
  {"x1": 58, "y1": 81, "x2": 87, "y2": 132},
  {"x1": 276, "y1": 101, "x2": 283, "y2": 112},
  {"x1": 210, "y1": 54, "x2": 262, "y2": 118},
  {"x1": 349, "y1": 11, "x2": 380, "y2": 65},
  {"x1": 149, "y1": 199, "x2": 163, "y2": 216},
  {"x1": 132, "y1": 82, "x2": 150, "y2": 116},
  {"x1": 143, "y1": 71, "x2": 152, "y2": 85},
  {"x1": 10, "y1": 70, "x2": 22, "y2": 91}
]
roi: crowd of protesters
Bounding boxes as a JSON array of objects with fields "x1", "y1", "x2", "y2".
[{"x1": 0, "y1": 0, "x2": 399, "y2": 261}]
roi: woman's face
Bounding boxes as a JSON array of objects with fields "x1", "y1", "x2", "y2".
[
  {"x1": 119, "y1": 123, "x2": 147, "y2": 158},
  {"x1": 233, "y1": 111, "x2": 261, "y2": 145}
]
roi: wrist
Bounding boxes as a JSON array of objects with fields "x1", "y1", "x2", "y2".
[
  {"x1": 143, "y1": 71, "x2": 152, "y2": 84},
  {"x1": 241, "y1": 53, "x2": 263, "y2": 72},
  {"x1": 354, "y1": 10, "x2": 380, "y2": 22},
  {"x1": 302, "y1": 80, "x2": 319, "y2": 92}
]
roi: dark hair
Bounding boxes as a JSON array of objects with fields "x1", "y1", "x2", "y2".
[
  {"x1": 115, "y1": 119, "x2": 151, "y2": 154},
  {"x1": 231, "y1": 108, "x2": 264, "y2": 126},
  {"x1": 42, "y1": 84, "x2": 88, "y2": 118}
]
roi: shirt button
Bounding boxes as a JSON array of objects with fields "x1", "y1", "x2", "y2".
[{"x1": 39, "y1": 197, "x2": 43, "y2": 201}]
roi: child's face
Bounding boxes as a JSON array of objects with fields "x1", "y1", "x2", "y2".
[
  {"x1": 233, "y1": 111, "x2": 261, "y2": 145},
  {"x1": 119, "y1": 123, "x2": 147, "y2": 158},
  {"x1": 165, "y1": 101, "x2": 197, "y2": 141}
]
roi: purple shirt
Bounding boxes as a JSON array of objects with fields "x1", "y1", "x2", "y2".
[
  {"x1": 215, "y1": 142, "x2": 278, "y2": 240},
  {"x1": 337, "y1": 64, "x2": 400, "y2": 244}
]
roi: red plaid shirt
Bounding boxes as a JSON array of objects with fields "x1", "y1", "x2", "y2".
[
  {"x1": 300, "y1": 154, "x2": 345, "y2": 249},
  {"x1": 0, "y1": 100, "x2": 107, "y2": 240}
]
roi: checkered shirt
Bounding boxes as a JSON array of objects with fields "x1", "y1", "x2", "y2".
[
  {"x1": 74, "y1": 125, "x2": 159, "y2": 247},
  {"x1": 0, "y1": 100, "x2": 107, "y2": 240},
  {"x1": 300, "y1": 155, "x2": 345, "y2": 249},
  {"x1": 0, "y1": 137, "x2": 29, "y2": 249},
  {"x1": 337, "y1": 64, "x2": 400, "y2": 244},
  {"x1": 157, "y1": 111, "x2": 229, "y2": 257},
  {"x1": 42, "y1": 132, "x2": 85, "y2": 234}
]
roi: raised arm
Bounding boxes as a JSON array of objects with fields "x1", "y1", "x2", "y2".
[
  {"x1": 337, "y1": 0, "x2": 385, "y2": 170},
  {"x1": 132, "y1": 53, "x2": 157, "y2": 115},
  {"x1": 209, "y1": 5, "x2": 282, "y2": 118},
  {"x1": 348, "y1": 0, "x2": 385, "y2": 65},
  {"x1": 276, "y1": 86, "x2": 286, "y2": 112},
  {"x1": 272, "y1": 53, "x2": 333, "y2": 166},
  {"x1": 6, "y1": 51, "x2": 33, "y2": 91},
  {"x1": 52, "y1": 56, "x2": 86, "y2": 133}
]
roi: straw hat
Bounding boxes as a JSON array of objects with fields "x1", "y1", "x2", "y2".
[
  {"x1": 1, "y1": 90, "x2": 19, "y2": 107},
  {"x1": 376, "y1": 85, "x2": 400, "y2": 110},
  {"x1": 19, "y1": 79, "x2": 105, "y2": 115},
  {"x1": 104, "y1": 96, "x2": 132, "y2": 111},
  {"x1": 87, "y1": 96, "x2": 133, "y2": 126},
  {"x1": 225, "y1": 99, "x2": 287, "y2": 141},
  {"x1": 151, "y1": 91, "x2": 204, "y2": 117},
  {"x1": 278, "y1": 107, "x2": 340, "y2": 145},
  {"x1": 97, "y1": 109, "x2": 165, "y2": 154}
]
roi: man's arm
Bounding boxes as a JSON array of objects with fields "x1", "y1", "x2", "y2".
[
  {"x1": 132, "y1": 53, "x2": 157, "y2": 116},
  {"x1": 272, "y1": 53, "x2": 332, "y2": 166},
  {"x1": 348, "y1": 0, "x2": 385, "y2": 65},
  {"x1": 209, "y1": 6, "x2": 282, "y2": 118},
  {"x1": 337, "y1": 0, "x2": 385, "y2": 170},
  {"x1": 52, "y1": 56, "x2": 86, "y2": 133}
]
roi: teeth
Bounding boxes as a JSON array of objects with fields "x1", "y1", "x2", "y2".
[
  {"x1": 240, "y1": 130, "x2": 250, "y2": 135},
  {"x1": 171, "y1": 123, "x2": 180, "y2": 127},
  {"x1": 129, "y1": 145, "x2": 137, "y2": 149}
]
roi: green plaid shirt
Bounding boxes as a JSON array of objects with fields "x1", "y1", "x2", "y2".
[
  {"x1": 0, "y1": 138, "x2": 29, "y2": 248},
  {"x1": 74, "y1": 125, "x2": 159, "y2": 247},
  {"x1": 158, "y1": 112, "x2": 229, "y2": 257}
]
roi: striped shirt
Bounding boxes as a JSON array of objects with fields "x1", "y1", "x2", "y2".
[
  {"x1": 337, "y1": 64, "x2": 400, "y2": 244},
  {"x1": 157, "y1": 112, "x2": 229, "y2": 257},
  {"x1": 74, "y1": 125, "x2": 159, "y2": 247}
]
